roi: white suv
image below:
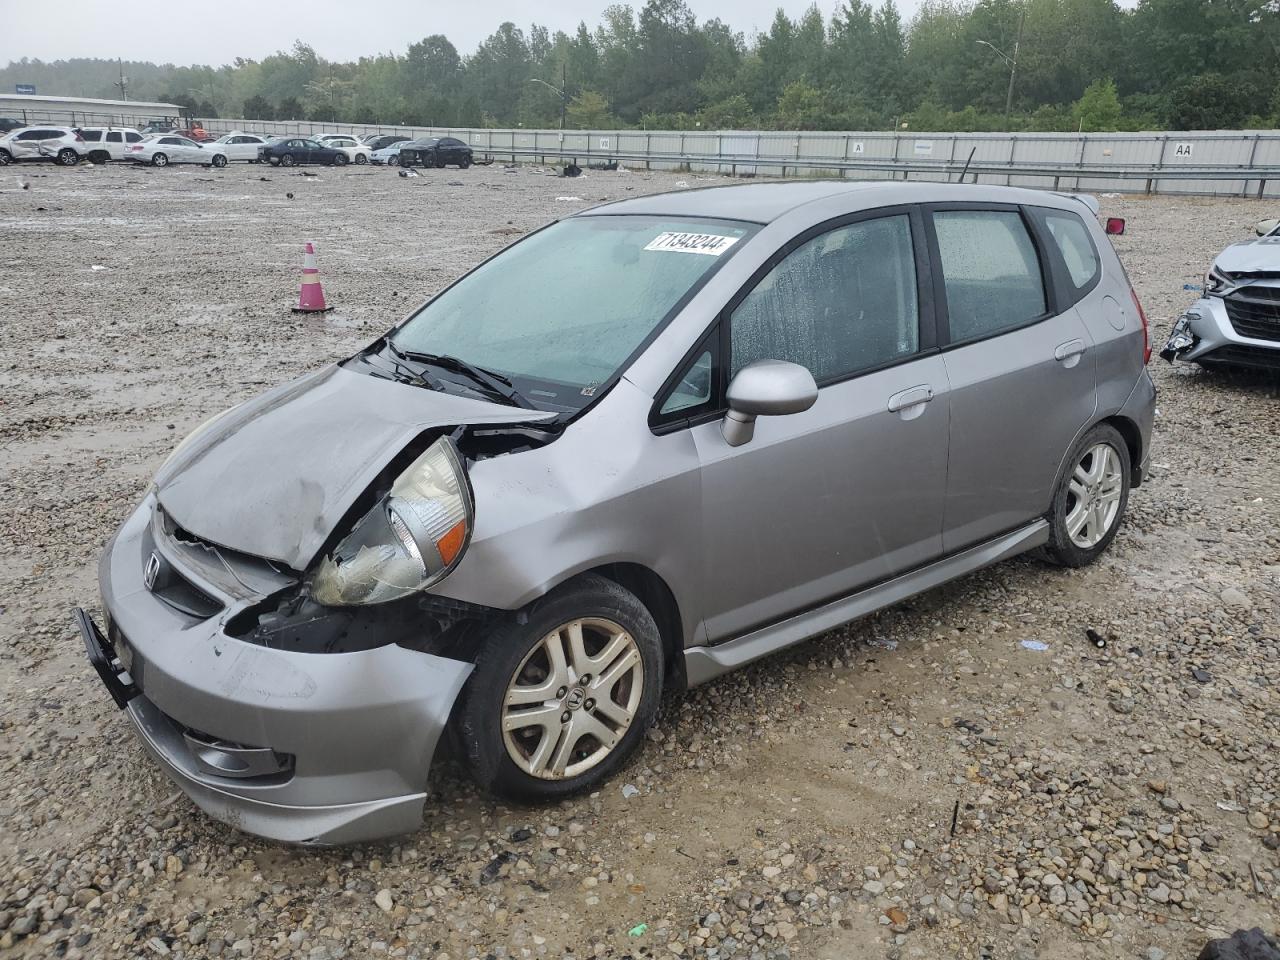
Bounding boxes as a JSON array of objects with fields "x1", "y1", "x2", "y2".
[
  {"x1": 76, "y1": 127, "x2": 145, "y2": 162},
  {"x1": 0, "y1": 126, "x2": 88, "y2": 166}
]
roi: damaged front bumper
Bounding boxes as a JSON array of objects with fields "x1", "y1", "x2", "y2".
[
  {"x1": 78, "y1": 493, "x2": 473, "y2": 845},
  {"x1": 1161, "y1": 296, "x2": 1280, "y2": 368}
]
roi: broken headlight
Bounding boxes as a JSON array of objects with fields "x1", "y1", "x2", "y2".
[
  {"x1": 1204, "y1": 264, "x2": 1233, "y2": 296},
  {"x1": 311, "y1": 437, "x2": 473, "y2": 606}
]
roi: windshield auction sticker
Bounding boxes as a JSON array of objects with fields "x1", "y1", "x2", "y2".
[{"x1": 644, "y1": 232, "x2": 740, "y2": 256}]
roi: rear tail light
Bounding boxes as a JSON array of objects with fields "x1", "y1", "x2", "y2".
[{"x1": 1131, "y1": 287, "x2": 1151, "y2": 365}]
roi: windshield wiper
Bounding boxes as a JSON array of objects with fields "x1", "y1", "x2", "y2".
[
  {"x1": 390, "y1": 344, "x2": 535, "y2": 409},
  {"x1": 377, "y1": 340, "x2": 440, "y2": 390}
]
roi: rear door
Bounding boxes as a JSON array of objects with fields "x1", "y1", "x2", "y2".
[
  {"x1": 926, "y1": 204, "x2": 1096, "y2": 552},
  {"x1": 104, "y1": 130, "x2": 124, "y2": 160},
  {"x1": 675, "y1": 208, "x2": 951, "y2": 641}
]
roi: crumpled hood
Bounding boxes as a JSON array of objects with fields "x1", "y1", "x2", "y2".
[
  {"x1": 155, "y1": 364, "x2": 553, "y2": 570},
  {"x1": 1215, "y1": 235, "x2": 1280, "y2": 275}
]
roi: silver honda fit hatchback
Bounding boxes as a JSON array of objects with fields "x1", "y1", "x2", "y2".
[{"x1": 78, "y1": 181, "x2": 1155, "y2": 844}]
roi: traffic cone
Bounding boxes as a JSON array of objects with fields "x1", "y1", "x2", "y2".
[{"x1": 292, "y1": 242, "x2": 331, "y2": 313}]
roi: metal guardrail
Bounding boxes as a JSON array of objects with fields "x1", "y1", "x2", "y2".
[{"x1": 485, "y1": 146, "x2": 1280, "y2": 198}]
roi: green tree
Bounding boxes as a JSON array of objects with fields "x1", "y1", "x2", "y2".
[
  {"x1": 567, "y1": 90, "x2": 613, "y2": 127},
  {"x1": 1073, "y1": 78, "x2": 1122, "y2": 131}
]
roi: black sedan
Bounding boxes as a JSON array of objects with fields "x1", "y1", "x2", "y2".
[
  {"x1": 257, "y1": 137, "x2": 349, "y2": 167},
  {"x1": 397, "y1": 136, "x2": 472, "y2": 169},
  {"x1": 364, "y1": 134, "x2": 412, "y2": 151}
]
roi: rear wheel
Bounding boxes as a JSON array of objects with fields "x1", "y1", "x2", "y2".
[
  {"x1": 460, "y1": 154, "x2": 472, "y2": 169},
  {"x1": 57, "y1": 148, "x2": 79, "y2": 166},
  {"x1": 1042, "y1": 423, "x2": 1130, "y2": 567},
  {"x1": 354, "y1": 153, "x2": 368, "y2": 164},
  {"x1": 151, "y1": 153, "x2": 169, "y2": 167},
  {"x1": 458, "y1": 574, "x2": 663, "y2": 802}
]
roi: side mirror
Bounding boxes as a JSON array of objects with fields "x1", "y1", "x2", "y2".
[
  {"x1": 722, "y1": 360, "x2": 818, "y2": 447},
  {"x1": 1104, "y1": 217, "x2": 1125, "y2": 236},
  {"x1": 1255, "y1": 218, "x2": 1279, "y2": 237}
]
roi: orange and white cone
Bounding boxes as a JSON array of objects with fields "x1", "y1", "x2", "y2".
[{"x1": 292, "y1": 241, "x2": 330, "y2": 313}]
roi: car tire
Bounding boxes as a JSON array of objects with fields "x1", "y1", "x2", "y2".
[
  {"x1": 1041, "y1": 422, "x2": 1131, "y2": 568},
  {"x1": 333, "y1": 154, "x2": 349, "y2": 166},
  {"x1": 152, "y1": 153, "x2": 169, "y2": 167},
  {"x1": 457, "y1": 574, "x2": 663, "y2": 803},
  {"x1": 434, "y1": 155, "x2": 446, "y2": 169},
  {"x1": 280, "y1": 153, "x2": 296, "y2": 167},
  {"x1": 0, "y1": 149, "x2": 10, "y2": 165},
  {"x1": 211, "y1": 154, "x2": 227, "y2": 168},
  {"x1": 460, "y1": 155, "x2": 472, "y2": 169},
  {"x1": 354, "y1": 154, "x2": 368, "y2": 164},
  {"x1": 57, "y1": 148, "x2": 80, "y2": 166}
]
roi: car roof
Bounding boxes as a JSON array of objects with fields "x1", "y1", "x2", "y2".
[{"x1": 577, "y1": 180, "x2": 1090, "y2": 225}]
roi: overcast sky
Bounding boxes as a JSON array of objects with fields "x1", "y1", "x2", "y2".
[{"x1": 3, "y1": 0, "x2": 952, "y2": 67}]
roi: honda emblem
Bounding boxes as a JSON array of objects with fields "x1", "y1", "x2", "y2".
[{"x1": 143, "y1": 552, "x2": 161, "y2": 592}]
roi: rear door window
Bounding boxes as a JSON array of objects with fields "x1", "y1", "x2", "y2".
[
  {"x1": 105, "y1": 131, "x2": 122, "y2": 143},
  {"x1": 931, "y1": 210, "x2": 1047, "y2": 343},
  {"x1": 125, "y1": 132, "x2": 142, "y2": 143}
]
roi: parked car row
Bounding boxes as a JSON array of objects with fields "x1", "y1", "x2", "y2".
[{"x1": 0, "y1": 125, "x2": 476, "y2": 170}]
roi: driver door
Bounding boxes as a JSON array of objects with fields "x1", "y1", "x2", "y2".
[{"x1": 671, "y1": 209, "x2": 951, "y2": 642}]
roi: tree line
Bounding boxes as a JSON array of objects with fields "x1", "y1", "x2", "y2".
[{"x1": 3, "y1": 0, "x2": 1278, "y2": 132}]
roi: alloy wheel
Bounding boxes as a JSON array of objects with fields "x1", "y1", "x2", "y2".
[
  {"x1": 501, "y1": 617, "x2": 644, "y2": 780},
  {"x1": 1065, "y1": 442, "x2": 1123, "y2": 549}
]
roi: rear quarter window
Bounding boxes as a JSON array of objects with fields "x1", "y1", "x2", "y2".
[{"x1": 1042, "y1": 211, "x2": 1102, "y2": 298}]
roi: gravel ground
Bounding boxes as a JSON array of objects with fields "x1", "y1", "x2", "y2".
[{"x1": 0, "y1": 163, "x2": 1276, "y2": 960}]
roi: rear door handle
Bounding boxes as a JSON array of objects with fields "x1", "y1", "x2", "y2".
[
  {"x1": 1054, "y1": 339, "x2": 1086, "y2": 362},
  {"x1": 887, "y1": 385, "x2": 934, "y2": 414}
]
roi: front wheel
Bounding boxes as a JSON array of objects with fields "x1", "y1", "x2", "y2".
[
  {"x1": 1042, "y1": 423, "x2": 1131, "y2": 567},
  {"x1": 211, "y1": 154, "x2": 227, "y2": 168},
  {"x1": 280, "y1": 153, "x2": 296, "y2": 167},
  {"x1": 0, "y1": 149, "x2": 10, "y2": 165},
  {"x1": 57, "y1": 148, "x2": 80, "y2": 166},
  {"x1": 434, "y1": 155, "x2": 446, "y2": 169},
  {"x1": 151, "y1": 153, "x2": 169, "y2": 167},
  {"x1": 457, "y1": 574, "x2": 663, "y2": 802}
]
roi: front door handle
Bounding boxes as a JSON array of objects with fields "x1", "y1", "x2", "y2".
[
  {"x1": 887, "y1": 385, "x2": 934, "y2": 414},
  {"x1": 1054, "y1": 339, "x2": 1086, "y2": 364}
]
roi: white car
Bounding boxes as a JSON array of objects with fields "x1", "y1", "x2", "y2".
[
  {"x1": 212, "y1": 132, "x2": 271, "y2": 162},
  {"x1": 318, "y1": 135, "x2": 372, "y2": 164},
  {"x1": 127, "y1": 134, "x2": 228, "y2": 168},
  {"x1": 0, "y1": 126, "x2": 89, "y2": 166},
  {"x1": 76, "y1": 127, "x2": 145, "y2": 162},
  {"x1": 370, "y1": 142, "x2": 406, "y2": 165}
]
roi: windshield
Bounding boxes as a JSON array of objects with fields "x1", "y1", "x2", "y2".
[{"x1": 389, "y1": 215, "x2": 756, "y2": 412}]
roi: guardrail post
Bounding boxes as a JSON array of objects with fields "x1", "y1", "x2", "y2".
[
  {"x1": 1246, "y1": 133, "x2": 1262, "y2": 198},
  {"x1": 1152, "y1": 135, "x2": 1169, "y2": 197},
  {"x1": 1076, "y1": 135, "x2": 1087, "y2": 191},
  {"x1": 1008, "y1": 137, "x2": 1016, "y2": 187},
  {"x1": 645, "y1": 131, "x2": 651, "y2": 171}
]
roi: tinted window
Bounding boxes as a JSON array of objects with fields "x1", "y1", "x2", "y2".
[
  {"x1": 20, "y1": 130, "x2": 60, "y2": 139},
  {"x1": 80, "y1": 130, "x2": 103, "y2": 142},
  {"x1": 1043, "y1": 211, "x2": 1100, "y2": 293},
  {"x1": 731, "y1": 215, "x2": 920, "y2": 381},
  {"x1": 106, "y1": 131, "x2": 122, "y2": 143},
  {"x1": 933, "y1": 210, "x2": 1046, "y2": 342},
  {"x1": 125, "y1": 132, "x2": 142, "y2": 143},
  {"x1": 160, "y1": 137, "x2": 181, "y2": 145}
]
